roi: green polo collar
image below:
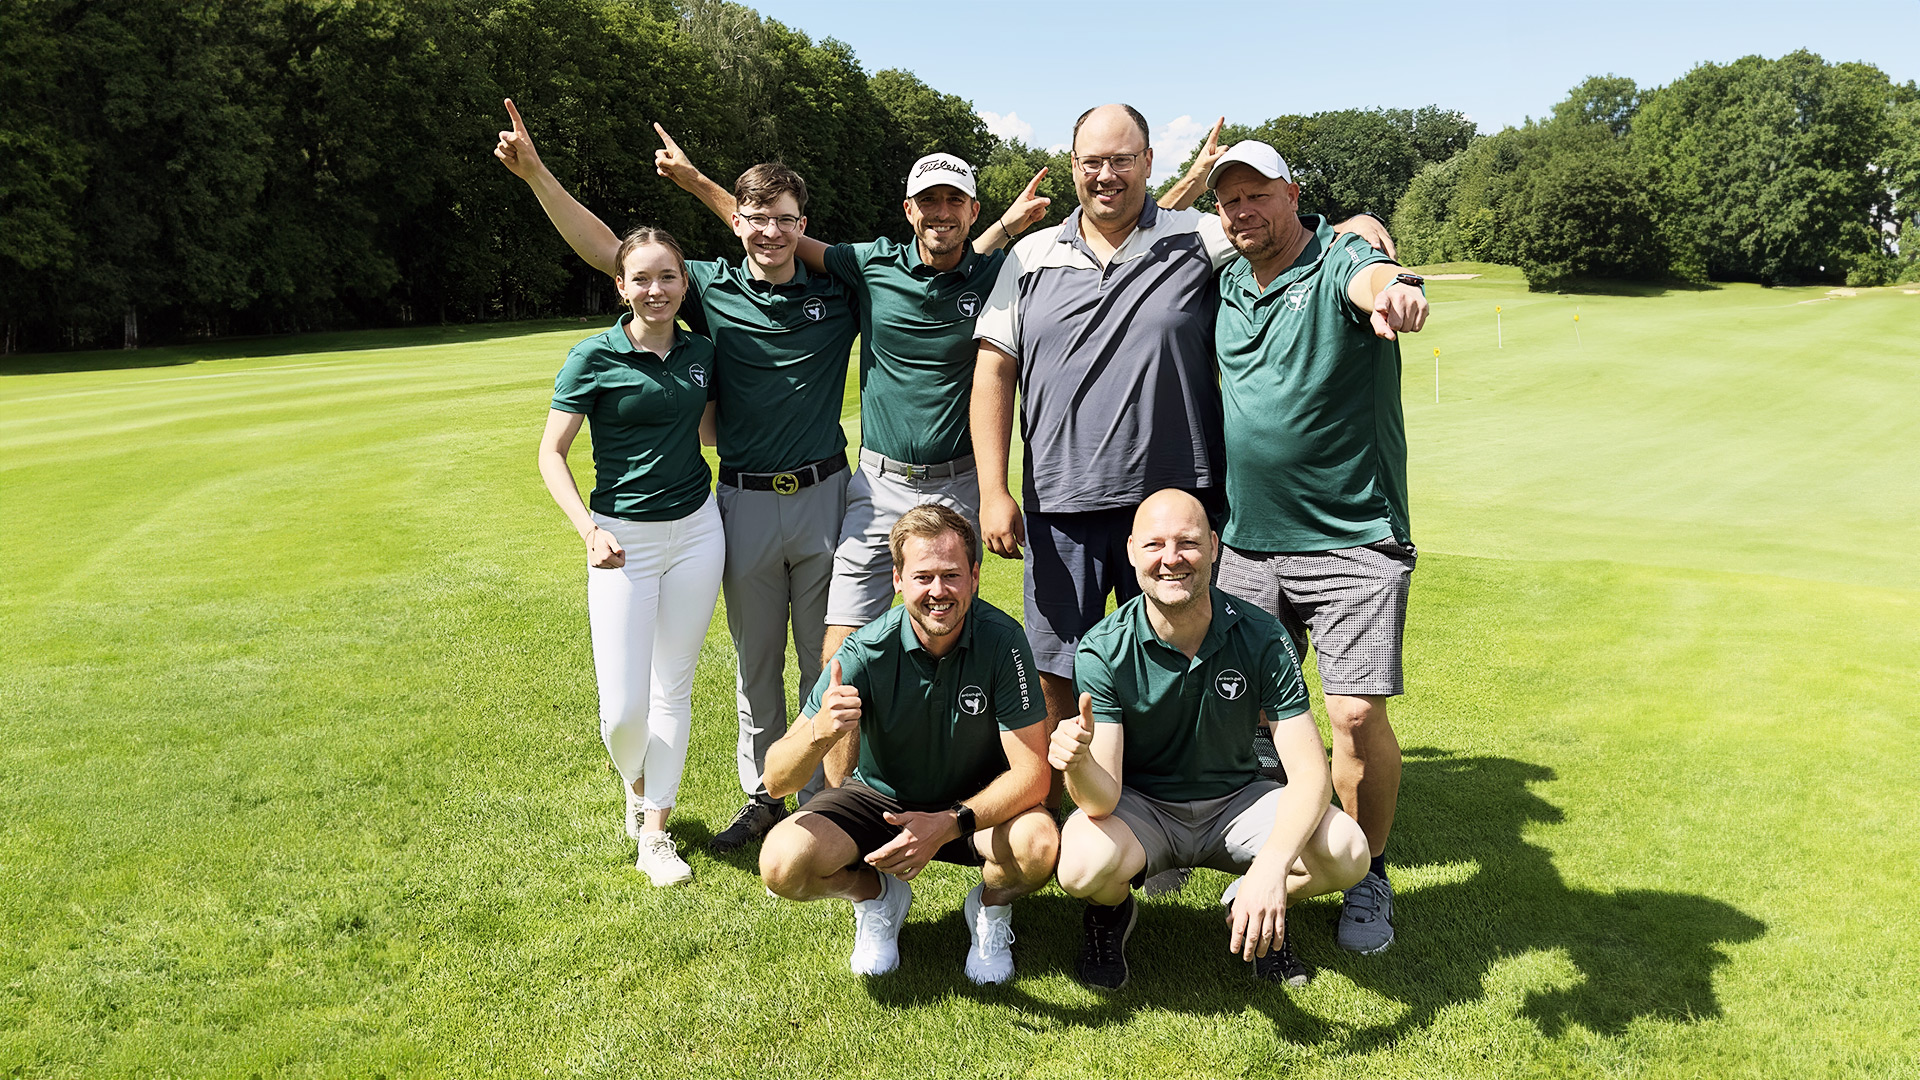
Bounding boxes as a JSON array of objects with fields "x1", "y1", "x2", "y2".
[
  {"x1": 606, "y1": 313, "x2": 691, "y2": 357},
  {"x1": 735, "y1": 254, "x2": 814, "y2": 294},
  {"x1": 896, "y1": 603, "x2": 978, "y2": 658},
  {"x1": 1129, "y1": 586, "x2": 1245, "y2": 664},
  {"x1": 906, "y1": 239, "x2": 978, "y2": 280}
]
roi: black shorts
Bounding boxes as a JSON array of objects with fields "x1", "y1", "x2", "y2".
[{"x1": 802, "y1": 782, "x2": 985, "y2": 868}]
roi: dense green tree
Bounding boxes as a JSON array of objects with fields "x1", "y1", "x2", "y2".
[{"x1": 1636, "y1": 51, "x2": 1893, "y2": 285}]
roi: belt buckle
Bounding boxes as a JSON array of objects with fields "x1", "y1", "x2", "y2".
[
  {"x1": 771, "y1": 471, "x2": 801, "y2": 495},
  {"x1": 904, "y1": 463, "x2": 930, "y2": 481}
]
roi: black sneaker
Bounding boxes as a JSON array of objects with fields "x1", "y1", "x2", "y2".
[
  {"x1": 1253, "y1": 934, "x2": 1311, "y2": 987},
  {"x1": 708, "y1": 795, "x2": 786, "y2": 855},
  {"x1": 1075, "y1": 895, "x2": 1137, "y2": 991}
]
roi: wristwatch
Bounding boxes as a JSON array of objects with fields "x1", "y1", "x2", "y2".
[
  {"x1": 1394, "y1": 272, "x2": 1426, "y2": 291},
  {"x1": 951, "y1": 802, "x2": 977, "y2": 836}
]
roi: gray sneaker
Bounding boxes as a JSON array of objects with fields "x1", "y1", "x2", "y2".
[
  {"x1": 1337, "y1": 871, "x2": 1395, "y2": 954},
  {"x1": 708, "y1": 796, "x2": 787, "y2": 855}
]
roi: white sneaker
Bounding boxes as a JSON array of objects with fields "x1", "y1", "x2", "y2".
[
  {"x1": 624, "y1": 785, "x2": 643, "y2": 841},
  {"x1": 963, "y1": 884, "x2": 1016, "y2": 985},
  {"x1": 849, "y1": 872, "x2": 912, "y2": 975},
  {"x1": 635, "y1": 830, "x2": 692, "y2": 886}
]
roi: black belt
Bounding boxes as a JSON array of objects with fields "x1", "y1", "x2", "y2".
[{"x1": 719, "y1": 453, "x2": 847, "y2": 494}]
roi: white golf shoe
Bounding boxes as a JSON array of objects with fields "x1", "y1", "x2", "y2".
[
  {"x1": 962, "y1": 884, "x2": 1016, "y2": 985},
  {"x1": 849, "y1": 872, "x2": 913, "y2": 976}
]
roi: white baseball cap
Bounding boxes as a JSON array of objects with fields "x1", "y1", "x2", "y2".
[
  {"x1": 1206, "y1": 140, "x2": 1295, "y2": 189},
  {"x1": 905, "y1": 153, "x2": 978, "y2": 198}
]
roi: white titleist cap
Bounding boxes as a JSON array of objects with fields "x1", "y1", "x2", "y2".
[
  {"x1": 905, "y1": 153, "x2": 978, "y2": 198},
  {"x1": 1206, "y1": 140, "x2": 1295, "y2": 189}
]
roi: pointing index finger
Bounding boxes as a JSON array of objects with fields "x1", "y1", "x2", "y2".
[
  {"x1": 503, "y1": 98, "x2": 526, "y2": 135},
  {"x1": 1023, "y1": 166, "x2": 1047, "y2": 198},
  {"x1": 653, "y1": 122, "x2": 683, "y2": 155},
  {"x1": 1204, "y1": 116, "x2": 1223, "y2": 153}
]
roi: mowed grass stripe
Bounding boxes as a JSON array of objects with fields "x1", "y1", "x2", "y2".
[{"x1": 3, "y1": 284, "x2": 1917, "y2": 1077}]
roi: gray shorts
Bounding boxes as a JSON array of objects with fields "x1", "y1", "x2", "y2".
[
  {"x1": 1215, "y1": 538, "x2": 1416, "y2": 697},
  {"x1": 1104, "y1": 781, "x2": 1286, "y2": 885},
  {"x1": 825, "y1": 450, "x2": 981, "y2": 627}
]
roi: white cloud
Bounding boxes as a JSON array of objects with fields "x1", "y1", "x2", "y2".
[
  {"x1": 1152, "y1": 114, "x2": 1215, "y2": 179},
  {"x1": 977, "y1": 110, "x2": 1034, "y2": 142}
]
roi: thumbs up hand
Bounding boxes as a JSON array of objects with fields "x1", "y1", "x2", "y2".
[
  {"x1": 819, "y1": 658, "x2": 861, "y2": 737},
  {"x1": 1048, "y1": 693, "x2": 1097, "y2": 772}
]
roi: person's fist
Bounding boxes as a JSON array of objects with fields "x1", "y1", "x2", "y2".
[
  {"x1": 1047, "y1": 693, "x2": 1096, "y2": 771},
  {"x1": 821, "y1": 658, "x2": 861, "y2": 734}
]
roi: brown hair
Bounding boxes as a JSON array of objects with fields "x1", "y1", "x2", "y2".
[
  {"x1": 613, "y1": 226, "x2": 689, "y2": 280},
  {"x1": 734, "y1": 162, "x2": 809, "y2": 214},
  {"x1": 888, "y1": 504, "x2": 978, "y2": 570},
  {"x1": 1072, "y1": 104, "x2": 1151, "y2": 152}
]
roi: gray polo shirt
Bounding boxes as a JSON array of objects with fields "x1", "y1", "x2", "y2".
[{"x1": 974, "y1": 201, "x2": 1237, "y2": 514}]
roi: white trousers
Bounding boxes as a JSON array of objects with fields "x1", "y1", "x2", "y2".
[{"x1": 587, "y1": 496, "x2": 724, "y2": 811}]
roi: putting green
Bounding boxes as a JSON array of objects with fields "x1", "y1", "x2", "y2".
[{"x1": 1, "y1": 277, "x2": 1915, "y2": 1078}]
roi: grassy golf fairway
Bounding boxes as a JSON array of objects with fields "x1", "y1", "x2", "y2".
[{"x1": 4, "y1": 275, "x2": 1917, "y2": 1078}]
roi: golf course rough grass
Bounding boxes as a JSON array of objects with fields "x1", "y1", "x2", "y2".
[{"x1": 3, "y1": 272, "x2": 1916, "y2": 1078}]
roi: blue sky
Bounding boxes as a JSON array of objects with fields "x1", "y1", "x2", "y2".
[{"x1": 743, "y1": 0, "x2": 1920, "y2": 180}]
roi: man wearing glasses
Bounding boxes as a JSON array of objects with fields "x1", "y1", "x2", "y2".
[{"x1": 971, "y1": 105, "x2": 1387, "y2": 821}]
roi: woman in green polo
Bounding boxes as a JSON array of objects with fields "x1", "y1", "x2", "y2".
[{"x1": 537, "y1": 227, "x2": 724, "y2": 886}]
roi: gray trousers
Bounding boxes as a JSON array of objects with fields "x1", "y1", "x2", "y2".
[{"x1": 716, "y1": 470, "x2": 848, "y2": 798}]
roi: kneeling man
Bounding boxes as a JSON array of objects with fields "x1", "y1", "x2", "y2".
[
  {"x1": 1051, "y1": 489, "x2": 1370, "y2": 989},
  {"x1": 760, "y1": 505, "x2": 1057, "y2": 984}
]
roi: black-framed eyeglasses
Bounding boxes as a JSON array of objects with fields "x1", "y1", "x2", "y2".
[{"x1": 741, "y1": 213, "x2": 803, "y2": 231}]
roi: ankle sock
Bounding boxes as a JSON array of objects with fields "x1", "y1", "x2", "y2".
[{"x1": 1369, "y1": 853, "x2": 1387, "y2": 880}]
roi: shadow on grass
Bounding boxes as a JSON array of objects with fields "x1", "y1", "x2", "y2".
[
  {"x1": 0, "y1": 319, "x2": 597, "y2": 376},
  {"x1": 866, "y1": 748, "x2": 1765, "y2": 1048}
]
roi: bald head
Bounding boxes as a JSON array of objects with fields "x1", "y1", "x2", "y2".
[
  {"x1": 1072, "y1": 104, "x2": 1151, "y2": 152},
  {"x1": 1129, "y1": 489, "x2": 1217, "y2": 614}
]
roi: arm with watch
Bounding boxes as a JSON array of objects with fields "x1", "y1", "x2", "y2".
[
  {"x1": 862, "y1": 720, "x2": 1050, "y2": 881},
  {"x1": 1346, "y1": 263, "x2": 1430, "y2": 341}
]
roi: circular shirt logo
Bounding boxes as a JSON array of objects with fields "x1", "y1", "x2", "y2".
[
  {"x1": 1283, "y1": 284, "x2": 1310, "y2": 312},
  {"x1": 958, "y1": 686, "x2": 987, "y2": 715},
  {"x1": 957, "y1": 291, "x2": 981, "y2": 318},
  {"x1": 687, "y1": 363, "x2": 708, "y2": 387},
  {"x1": 803, "y1": 297, "x2": 826, "y2": 322},
  {"x1": 1214, "y1": 669, "x2": 1248, "y2": 701}
]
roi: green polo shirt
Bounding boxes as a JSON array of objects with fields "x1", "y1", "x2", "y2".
[
  {"x1": 550, "y1": 316, "x2": 715, "y2": 521},
  {"x1": 1214, "y1": 215, "x2": 1407, "y2": 553},
  {"x1": 683, "y1": 257, "x2": 857, "y2": 474},
  {"x1": 803, "y1": 598, "x2": 1045, "y2": 808},
  {"x1": 821, "y1": 239, "x2": 1007, "y2": 465},
  {"x1": 1075, "y1": 587, "x2": 1310, "y2": 802}
]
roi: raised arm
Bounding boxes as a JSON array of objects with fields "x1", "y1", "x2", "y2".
[
  {"x1": 654, "y1": 123, "x2": 834, "y2": 275},
  {"x1": 1158, "y1": 117, "x2": 1226, "y2": 212},
  {"x1": 973, "y1": 167, "x2": 1052, "y2": 254},
  {"x1": 763, "y1": 660, "x2": 860, "y2": 799},
  {"x1": 494, "y1": 99, "x2": 620, "y2": 275}
]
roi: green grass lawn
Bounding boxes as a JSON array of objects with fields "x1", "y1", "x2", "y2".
[{"x1": 3, "y1": 275, "x2": 1917, "y2": 1078}]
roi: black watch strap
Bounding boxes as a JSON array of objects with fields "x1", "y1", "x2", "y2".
[{"x1": 952, "y1": 803, "x2": 977, "y2": 835}]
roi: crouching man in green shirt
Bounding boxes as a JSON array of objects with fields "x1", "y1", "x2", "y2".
[
  {"x1": 759, "y1": 505, "x2": 1057, "y2": 985},
  {"x1": 1051, "y1": 490, "x2": 1370, "y2": 989}
]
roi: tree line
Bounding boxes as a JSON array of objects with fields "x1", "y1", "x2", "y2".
[
  {"x1": 0, "y1": 0, "x2": 1028, "y2": 353},
  {"x1": 4, "y1": 1, "x2": 1915, "y2": 354},
  {"x1": 1390, "y1": 54, "x2": 1920, "y2": 289}
]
